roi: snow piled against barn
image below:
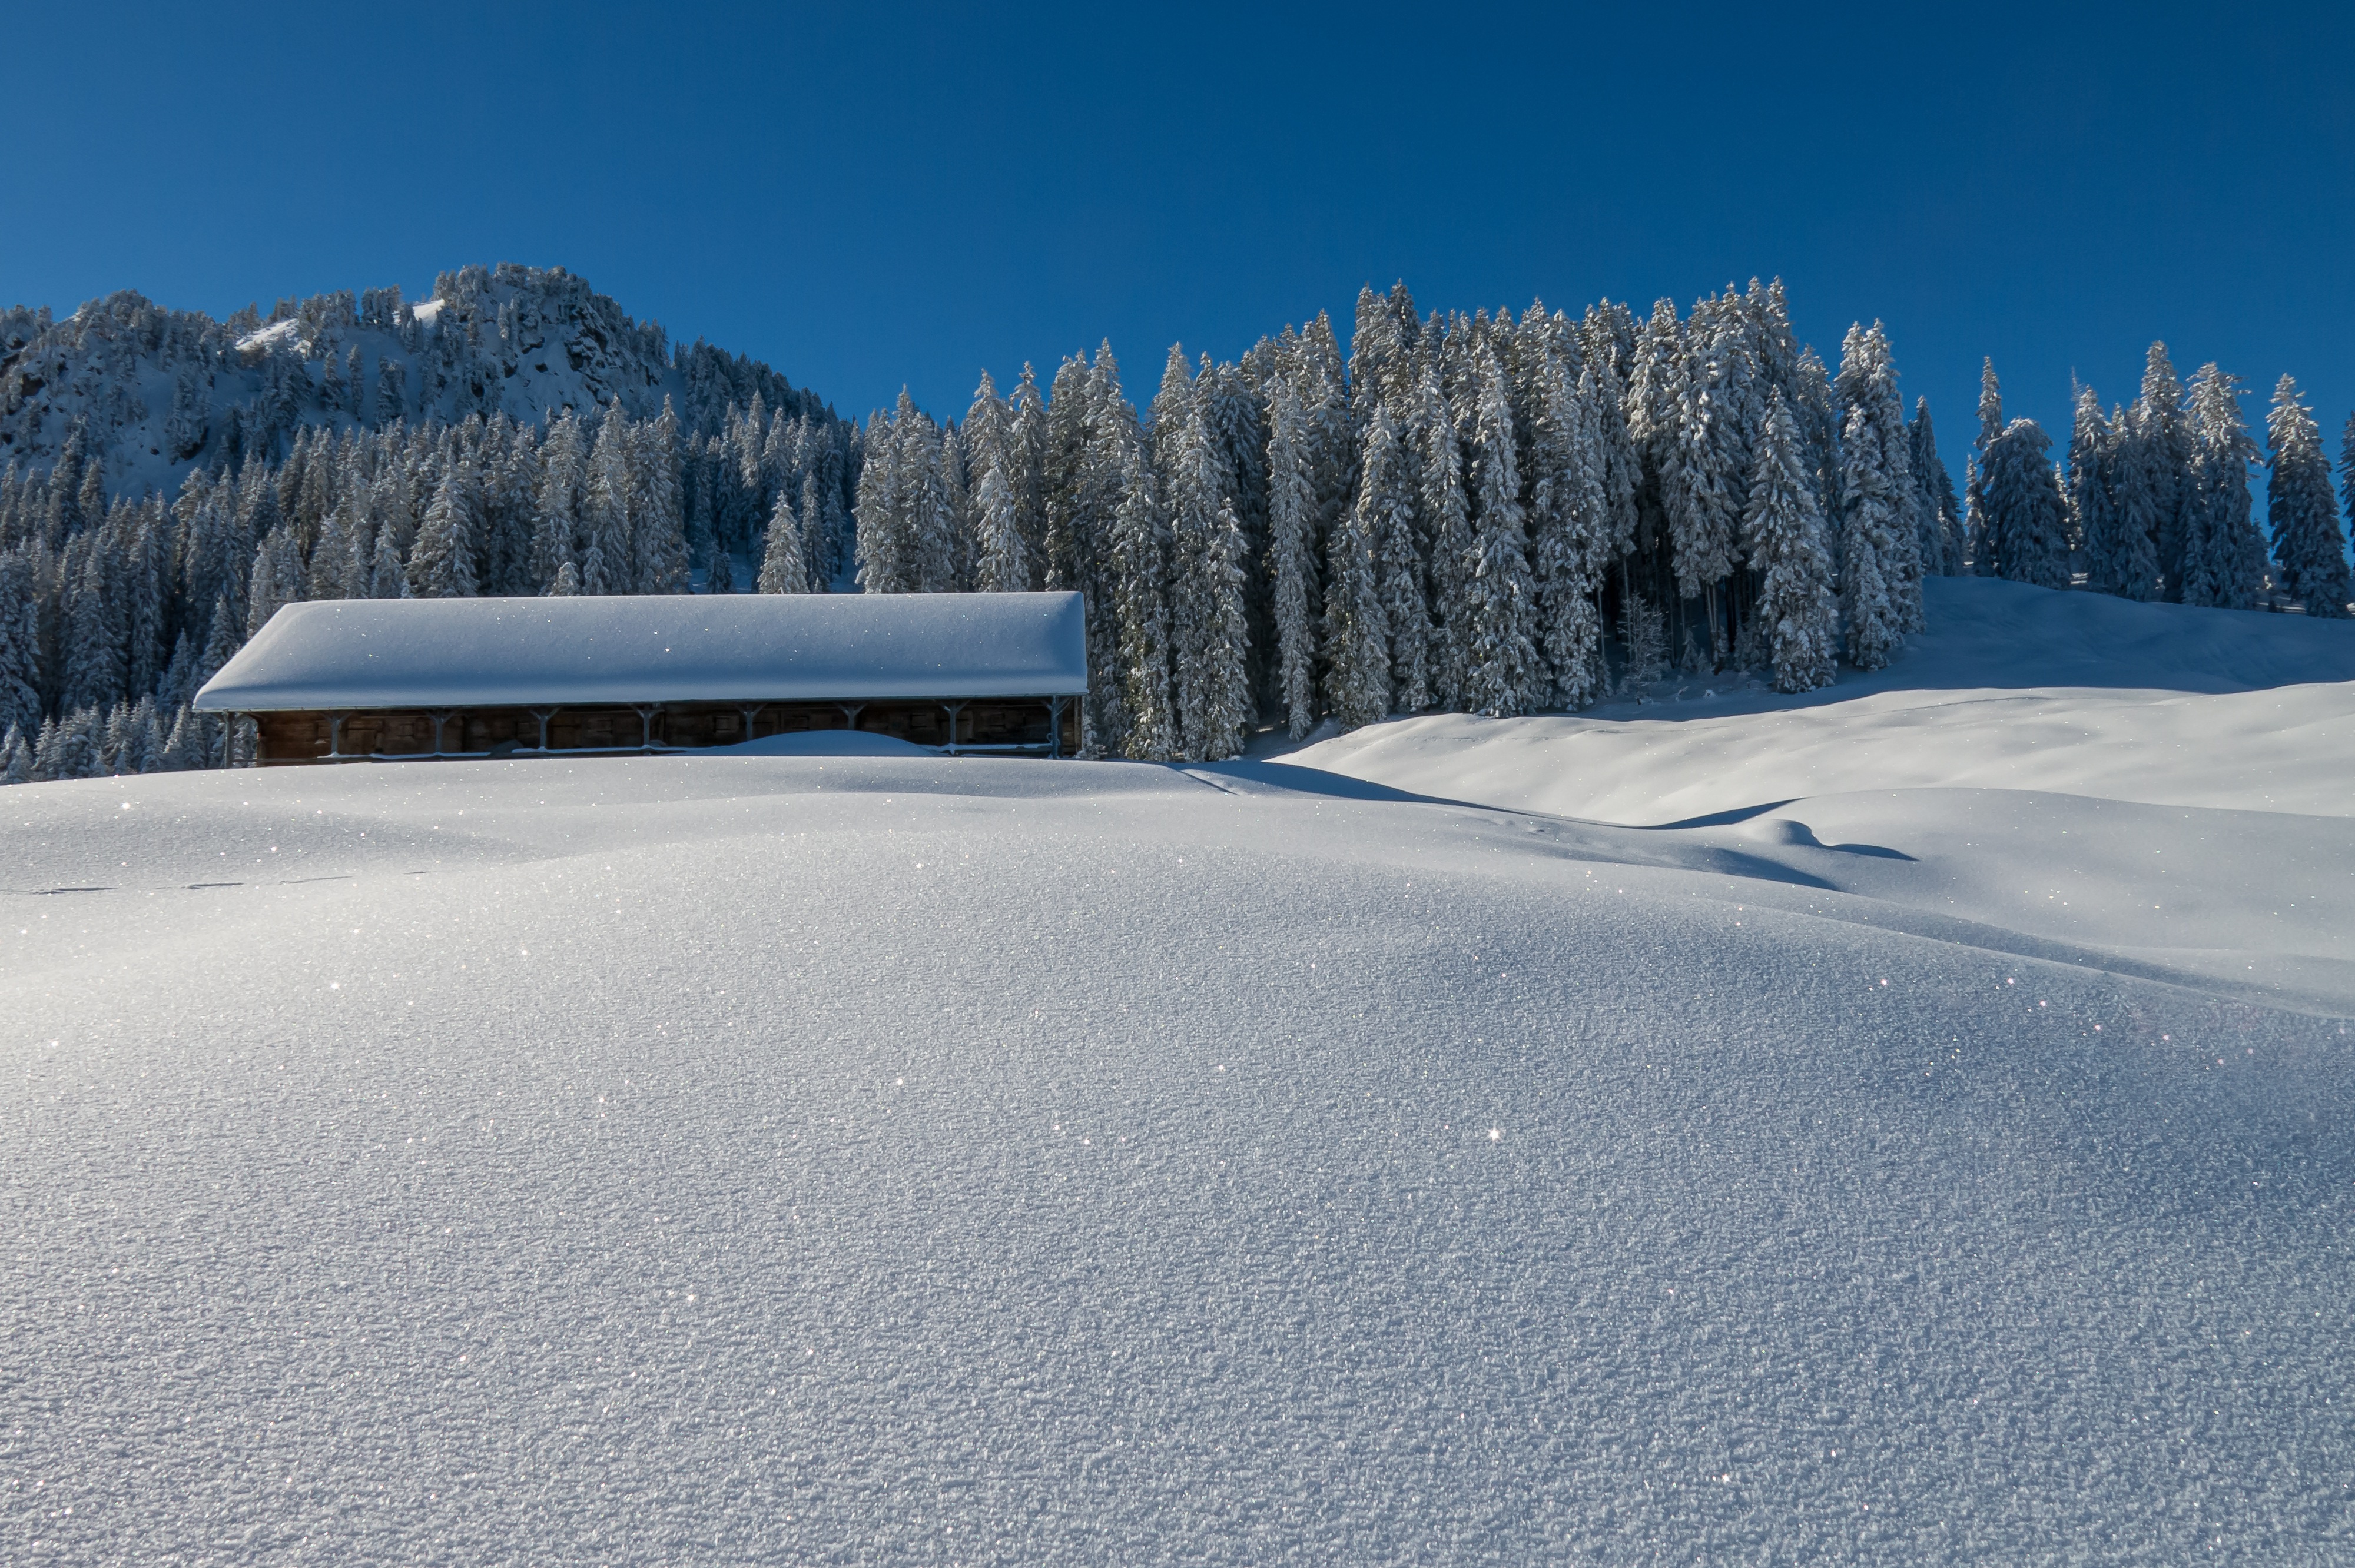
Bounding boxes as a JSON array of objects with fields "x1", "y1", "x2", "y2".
[{"x1": 5, "y1": 577, "x2": 2353, "y2": 1563}]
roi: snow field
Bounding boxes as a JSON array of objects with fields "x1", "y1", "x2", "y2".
[{"x1": 4, "y1": 742, "x2": 2351, "y2": 1563}]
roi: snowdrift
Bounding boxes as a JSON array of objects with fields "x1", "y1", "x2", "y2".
[{"x1": 4, "y1": 576, "x2": 2351, "y2": 1563}]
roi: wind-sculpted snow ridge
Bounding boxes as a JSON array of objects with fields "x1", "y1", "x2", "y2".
[
  {"x1": 1286, "y1": 574, "x2": 2355, "y2": 821},
  {"x1": 4, "y1": 745, "x2": 2350, "y2": 1563}
]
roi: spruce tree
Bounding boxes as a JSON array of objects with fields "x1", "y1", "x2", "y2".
[
  {"x1": 1361, "y1": 406, "x2": 1431, "y2": 712},
  {"x1": 579, "y1": 401, "x2": 633, "y2": 596},
  {"x1": 1416, "y1": 358, "x2": 1475, "y2": 710},
  {"x1": 1265, "y1": 376, "x2": 1321, "y2": 739},
  {"x1": 1744, "y1": 393, "x2": 1837, "y2": 692},
  {"x1": 1167, "y1": 403, "x2": 1251, "y2": 759},
  {"x1": 972, "y1": 455, "x2": 1029, "y2": 593},
  {"x1": 1106, "y1": 442, "x2": 1175, "y2": 758},
  {"x1": 1462, "y1": 347, "x2": 1543, "y2": 716},
  {"x1": 408, "y1": 467, "x2": 480, "y2": 598},
  {"x1": 2070, "y1": 385, "x2": 2125, "y2": 594},
  {"x1": 632, "y1": 398, "x2": 690, "y2": 593},
  {"x1": 2181, "y1": 364, "x2": 2266, "y2": 609},
  {"x1": 2265, "y1": 376, "x2": 2349, "y2": 616},
  {"x1": 1835, "y1": 323, "x2": 1923, "y2": 634},
  {"x1": 1837, "y1": 398, "x2": 1901, "y2": 671},
  {"x1": 1979, "y1": 418, "x2": 2072, "y2": 590},
  {"x1": 0, "y1": 552, "x2": 38, "y2": 735},
  {"x1": 757, "y1": 489, "x2": 809, "y2": 593},
  {"x1": 2135, "y1": 343, "x2": 2193, "y2": 597},
  {"x1": 1324, "y1": 426, "x2": 1392, "y2": 732},
  {"x1": 1909, "y1": 398, "x2": 1962, "y2": 576}
]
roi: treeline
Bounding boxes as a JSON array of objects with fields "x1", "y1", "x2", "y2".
[
  {"x1": 1969, "y1": 347, "x2": 2354, "y2": 616},
  {"x1": 853, "y1": 280, "x2": 1959, "y2": 760},
  {"x1": 0, "y1": 393, "x2": 858, "y2": 782}
]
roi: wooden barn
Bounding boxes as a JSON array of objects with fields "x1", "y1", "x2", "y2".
[{"x1": 191, "y1": 592, "x2": 1088, "y2": 765}]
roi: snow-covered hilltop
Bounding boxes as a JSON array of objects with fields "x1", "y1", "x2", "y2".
[{"x1": 0, "y1": 263, "x2": 831, "y2": 498}]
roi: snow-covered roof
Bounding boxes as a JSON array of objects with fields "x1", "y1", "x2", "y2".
[{"x1": 193, "y1": 592, "x2": 1089, "y2": 712}]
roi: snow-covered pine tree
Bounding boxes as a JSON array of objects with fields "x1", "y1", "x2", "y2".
[
  {"x1": 1462, "y1": 346, "x2": 1543, "y2": 716},
  {"x1": 1743, "y1": 391, "x2": 1837, "y2": 692},
  {"x1": 408, "y1": 465, "x2": 479, "y2": 598},
  {"x1": 2264, "y1": 376, "x2": 2349, "y2": 616},
  {"x1": 853, "y1": 408, "x2": 908, "y2": 593},
  {"x1": 1106, "y1": 441, "x2": 1175, "y2": 758},
  {"x1": 61, "y1": 549, "x2": 125, "y2": 715},
  {"x1": 579, "y1": 401, "x2": 632, "y2": 595},
  {"x1": 369, "y1": 530, "x2": 409, "y2": 599},
  {"x1": 1835, "y1": 323, "x2": 1922, "y2": 634},
  {"x1": 1909, "y1": 398, "x2": 1963, "y2": 576},
  {"x1": 1359, "y1": 405, "x2": 1431, "y2": 712},
  {"x1": 1669, "y1": 293, "x2": 1749, "y2": 631},
  {"x1": 972, "y1": 453, "x2": 1029, "y2": 593},
  {"x1": 1978, "y1": 416, "x2": 2072, "y2": 590},
  {"x1": 246, "y1": 524, "x2": 304, "y2": 633},
  {"x1": 632, "y1": 398, "x2": 690, "y2": 593},
  {"x1": 1415, "y1": 357, "x2": 1475, "y2": 710},
  {"x1": 1265, "y1": 375, "x2": 1320, "y2": 738},
  {"x1": 709, "y1": 547, "x2": 737, "y2": 594},
  {"x1": 1525, "y1": 350, "x2": 1604, "y2": 709},
  {"x1": 1836, "y1": 397, "x2": 1901, "y2": 670},
  {"x1": 1008, "y1": 364, "x2": 1050, "y2": 574},
  {"x1": 0, "y1": 552, "x2": 39, "y2": 735},
  {"x1": 2181, "y1": 364, "x2": 2266, "y2": 609},
  {"x1": 757, "y1": 489, "x2": 808, "y2": 593},
  {"x1": 1166, "y1": 402, "x2": 1251, "y2": 760},
  {"x1": 2072, "y1": 386, "x2": 2147, "y2": 597},
  {"x1": 548, "y1": 559, "x2": 579, "y2": 596},
  {"x1": 2134, "y1": 343, "x2": 2193, "y2": 597},
  {"x1": 1324, "y1": 417, "x2": 1392, "y2": 732}
]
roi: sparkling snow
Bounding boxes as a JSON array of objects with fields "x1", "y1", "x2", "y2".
[{"x1": 4, "y1": 577, "x2": 2351, "y2": 1563}]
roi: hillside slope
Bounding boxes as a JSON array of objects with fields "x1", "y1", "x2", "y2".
[{"x1": 4, "y1": 578, "x2": 2351, "y2": 1563}]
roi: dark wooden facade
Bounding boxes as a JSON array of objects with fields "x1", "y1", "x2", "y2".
[{"x1": 248, "y1": 697, "x2": 1079, "y2": 766}]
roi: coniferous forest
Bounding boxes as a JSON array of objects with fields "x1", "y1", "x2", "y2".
[{"x1": 3, "y1": 267, "x2": 2349, "y2": 779}]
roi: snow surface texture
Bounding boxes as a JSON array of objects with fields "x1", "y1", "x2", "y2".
[
  {"x1": 5, "y1": 578, "x2": 2353, "y2": 1563},
  {"x1": 195, "y1": 592, "x2": 1090, "y2": 712}
]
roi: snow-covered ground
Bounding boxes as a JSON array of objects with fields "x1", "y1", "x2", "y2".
[{"x1": 5, "y1": 578, "x2": 2351, "y2": 1562}]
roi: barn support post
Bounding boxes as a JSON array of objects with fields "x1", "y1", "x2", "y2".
[
  {"x1": 738, "y1": 705, "x2": 764, "y2": 745},
  {"x1": 531, "y1": 709, "x2": 556, "y2": 752},
  {"x1": 633, "y1": 705, "x2": 661, "y2": 752},
  {"x1": 1047, "y1": 697, "x2": 1064, "y2": 759},
  {"x1": 837, "y1": 702, "x2": 865, "y2": 733},
  {"x1": 943, "y1": 701, "x2": 965, "y2": 756},
  {"x1": 328, "y1": 712, "x2": 347, "y2": 760},
  {"x1": 427, "y1": 709, "x2": 457, "y2": 757}
]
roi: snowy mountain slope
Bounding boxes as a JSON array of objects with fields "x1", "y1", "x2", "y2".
[
  {"x1": 4, "y1": 741, "x2": 2351, "y2": 1563},
  {"x1": 0, "y1": 263, "x2": 828, "y2": 497},
  {"x1": 1281, "y1": 575, "x2": 2355, "y2": 820}
]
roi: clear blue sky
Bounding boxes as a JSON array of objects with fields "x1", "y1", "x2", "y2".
[{"x1": 8, "y1": 1, "x2": 2350, "y2": 486}]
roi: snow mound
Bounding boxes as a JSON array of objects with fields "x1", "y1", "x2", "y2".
[
  {"x1": 1282, "y1": 576, "x2": 2355, "y2": 820},
  {"x1": 8, "y1": 581, "x2": 2355, "y2": 1560}
]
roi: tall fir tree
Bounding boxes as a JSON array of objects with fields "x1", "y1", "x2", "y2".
[
  {"x1": 579, "y1": 401, "x2": 633, "y2": 596},
  {"x1": 1978, "y1": 416, "x2": 2072, "y2": 590},
  {"x1": 757, "y1": 489, "x2": 810, "y2": 594},
  {"x1": 1908, "y1": 398, "x2": 1963, "y2": 576},
  {"x1": 1324, "y1": 420, "x2": 1392, "y2": 732},
  {"x1": 408, "y1": 465, "x2": 480, "y2": 599},
  {"x1": 1744, "y1": 393, "x2": 1837, "y2": 692},
  {"x1": 1359, "y1": 405, "x2": 1431, "y2": 712},
  {"x1": 2180, "y1": 364, "x2": 2266, "y2": 609},
  {"x1": 1416, "y1": 358, "x2": 1475, "y2": 710},
  {"x1": 2264, "y1": 376, "x2": 2350, "y2": 617},
  {"x1": 1106, "y1": 441, "x2": 1176, "y2": 758},
  {"x1": 1265, "y1": 375, "x2": 1321, "y2": 739},
  {"x1": 1462, "y1": 347, "x2": 1543, "y2": 715}
]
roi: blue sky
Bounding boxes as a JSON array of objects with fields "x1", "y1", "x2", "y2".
[{"x1": 8, "y1": 1, "x2": 2350, "y2": 486}]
